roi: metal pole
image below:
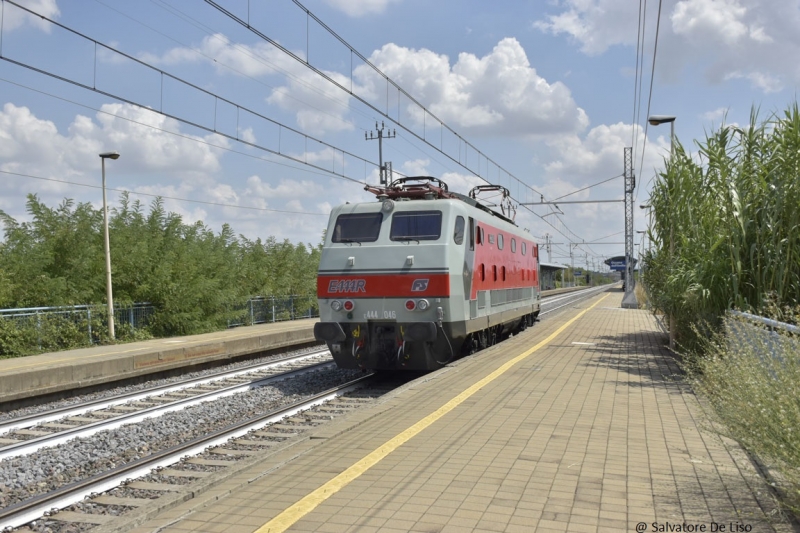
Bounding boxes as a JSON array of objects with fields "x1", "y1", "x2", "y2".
[
  {"x1": 102, "y1": 157, "x2": 115, "y2": 340},
  {"x1": 622, "y1": 147, "x2": 638, "y2": 308},
  {"x1": 668, "y1": 121, "x2": 676, "y2": 350},
  {"x1": 378, "y1": 128, "x2": 384, "y2": 185}
]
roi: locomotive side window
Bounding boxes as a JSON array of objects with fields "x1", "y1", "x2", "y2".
[
  {"x1": 511, "y1": 238, "x2": 516, "y2": 253},
  {"x1": 497, "y1": 234, "x2": 504, "y2": 250},
  {"x1": 488, "y1": 234, "x2": 495, "y2": 244},
  {"x1": 469, "y1": 218, "x2": 475, "y2": 250},
  {"x1": 332, "y1": 212, "x2": 383, "y2": 243},
  {"x1": 390, "y1": 210, "x2": 442, "y2": 241},
  {"x1": 454, "y1": 216, "x2": 465, "y2": 245},
  {"x1": 521, "y1": 242, "x2": 527, "y2": 255}
]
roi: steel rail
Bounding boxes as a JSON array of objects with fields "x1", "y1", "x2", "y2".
[
  {"x1": 0, "y1": 349, "x2": 330, "y2": 434},
  {"x1": 0, "y1": 356, "x2": 334, "y2": 461},
  {"x1": 0, "y1": 373, "x2": 375, "y2": 530}
]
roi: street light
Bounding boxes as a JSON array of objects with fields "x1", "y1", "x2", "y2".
[
  {"x1": 648, "y1": 115, "x2": 676, "y2": 155},
  {"x1": 100, "y1": 151, "x2": 120, "y2": 340},
  {"x1": 648, "y1": 115, "x2": 676, "y2": 350}
]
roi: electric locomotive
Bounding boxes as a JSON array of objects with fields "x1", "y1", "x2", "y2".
[{"x1": 313, "y1": 177, "x2": 541, "y2": 371}]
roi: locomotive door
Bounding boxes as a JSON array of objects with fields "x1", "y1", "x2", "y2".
[{"x1": 464, "y1": 217, "x2": 477, "y2": 319}]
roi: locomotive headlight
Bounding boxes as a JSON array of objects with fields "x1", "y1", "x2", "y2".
[
  {"x1": 417, "y1": 299, "x2": 430, "y2": 311},
  {"x1": 343, "y1": 300, "x2": 355, "y2": 311},
  {"x1": 382, "y1": 199, "x2": 395, "y2": 212},
  {"x1": 405, "y1": 299, "x2": 416, "y2": 311},
  {"x1": 331, "y1": 300, "x2": 343, "y2": 312}
]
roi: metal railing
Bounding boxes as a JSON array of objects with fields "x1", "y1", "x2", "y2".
[
  {"x1": 0, "y1": 303, "x2": 155, "y2": 350},
  {"x1": 726, "y1": 310, "x2": 799, "y2": 366},
  {"x1": 227, "y1": 296, "x2": 319, "y2": 328}
]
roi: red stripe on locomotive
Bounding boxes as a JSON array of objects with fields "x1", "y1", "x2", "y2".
[{"x1": 318, "y1": 273, "x2": 450, "y2": 298}]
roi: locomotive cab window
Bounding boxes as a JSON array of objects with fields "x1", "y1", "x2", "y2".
[
  {"x1": 332, "y1": 212, "x2": 383, "y2": 243},
  {"x1": 390, "y1": 210, "x2": 442, "y2": 241},
  {"x1": 454, "y1": 216, "x2": 465, "y2": 245}
]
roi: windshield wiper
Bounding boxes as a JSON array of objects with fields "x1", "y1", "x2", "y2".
[{"x1": 337, "y1": 238, "x2": 362, "y2": 246}]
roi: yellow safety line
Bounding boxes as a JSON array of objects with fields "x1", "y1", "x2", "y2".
[
  {"x1": 1, "y1": 321, "x2": 314, "y2": 370},
  {"x1": 257, "y1": 293, "x2": 609, "y2": 533}
]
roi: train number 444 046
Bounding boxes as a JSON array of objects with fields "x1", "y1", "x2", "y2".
[{"x1": 363, "y1": 310, "x2": 396, "y2": 319}]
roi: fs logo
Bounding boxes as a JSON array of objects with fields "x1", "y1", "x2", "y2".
[
  {"x1": 411, "y1": 279, "x2": 429, "y2": 292},
  {"x1": 328, "y1": 279, "x2": 366, "y2": 293}
]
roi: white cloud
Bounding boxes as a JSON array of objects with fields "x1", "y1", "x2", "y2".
[
  {"x1": 146, "y1": 33, "x2": 357, "y2": 135},
  {"x1": 142, "y1": 33, "x2": 289, "y2": 77},
  {"x1": 322, "y1": 0, "x2": 400, "y2": 17},
  {"x1": 240, "y1": 127, "x2": 257, "y2": 144},
  {"x1": 724, "y1": 71, "x2": 783, "y2": 93},
  {"x1": 534, "y1": 0, "x2": 639, "y2": 55},
  {"x1": 671, "y1": 0, "x2": 751, "y2": 45},
  {"x1": 2, "y1": 0, "x2": 60, "y2": 33},
  {"x1": 0, "y1": 102, "x2": 225, "y2": 201},
  {"x1": 92, "y1": 104, "x2": 226, "y2": 175},
  {"x1": 535, "y1": 0, "x2": 800, "y2": 93},
  {"x1": 701, "y1": 107, "x2": 728, "y2": 122},
  {"x1": 357, "y1": 38, "x2": 589, "y2": 136}
]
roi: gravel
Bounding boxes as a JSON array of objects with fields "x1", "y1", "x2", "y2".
[
  {"x1": 0, "y1": 364, "x2": 361, "y2": 510},
  {"x1": 0, "y1": 344, "x2": 327, "y2": 423}
]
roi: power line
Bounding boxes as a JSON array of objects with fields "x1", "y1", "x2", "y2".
[
  {"x1": 203, "y1": 1, "x2": 579, "y2": 213},
  {"x1": 1, "y1": 0, "x2": 378, "y2": 185},
  {"x1": 0, "y1": 76, "x2": 364, "y2": 182},
  {"x1": 636, "y1": 0, "x2": 664, "y2": 201},
  {"x1": 0, "y1": 169, "x2": 328, "y2": 216},
  {"x1": 550, "y1": 174, "x2": 624, "y2": 202}
]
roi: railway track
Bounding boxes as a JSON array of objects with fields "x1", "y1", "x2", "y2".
[
  {"x1": 0, "y1": 350, "x2": 334, "y2": 461},
  {"x1": 0, "y1": 373, "x2": 393, "y2": 531},
  {"x1": 539, "y1": 284, "x2": 614, "y2": 317}
]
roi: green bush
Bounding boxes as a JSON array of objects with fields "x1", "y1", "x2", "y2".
[
  {"x1": 0, "y1": 193, "x2": 324, "y2": 355},
  {"x1": 684, "y1": 311, "x2": 800, "y2": 513}
]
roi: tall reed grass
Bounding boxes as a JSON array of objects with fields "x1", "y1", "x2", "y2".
[{"x1": 643, "y1": 103, "x2": 800, "y2": 349}]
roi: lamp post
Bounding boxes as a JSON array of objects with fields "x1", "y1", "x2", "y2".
[
  {"x1": 100, "y1": 151, "x2": 120, "y2": 340},
  {"x1": 647, "y1": 115, "x2": 676, "y2": 350}
]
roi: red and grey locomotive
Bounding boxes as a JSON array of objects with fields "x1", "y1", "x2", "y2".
[{"x1": 313, "y1": 177, "x2": 541, "y2": 371}]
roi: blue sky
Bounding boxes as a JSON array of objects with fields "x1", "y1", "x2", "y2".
[{"x1": 1, "y1": 0, "x2": 798, "y2": 271}]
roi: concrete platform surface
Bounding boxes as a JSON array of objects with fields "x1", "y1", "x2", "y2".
[{"x1": 116, "y1": 291, "x2": 795, "y2": 533}]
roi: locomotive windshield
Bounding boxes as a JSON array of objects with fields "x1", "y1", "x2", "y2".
[
  {"x1": 332, "y1": 212, "x2": 383, "y2": 243},
  {"x1": 390, "y1": 210, "x2": 442, "y2": 241}
]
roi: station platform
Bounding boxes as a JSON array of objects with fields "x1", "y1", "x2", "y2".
[
  {"x1": 0, "y1": 319, "x2": 318, "y2": 406},
  {"x1": 115, "y1": 290, "x2": 794, "y2": 533}
]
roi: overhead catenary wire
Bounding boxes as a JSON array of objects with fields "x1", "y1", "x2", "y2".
[
  {"x1": 0, "y1": 0, "x2": 381, "y2": 186},
  {"x1": 4, "y1": 0, "x2": 606, "y2": 261},
  {"x1": 0, "y1": 76, "x2": 377, "y2": 184},
  {"x1": 202, "y1": 0, "x2": 600, "y2": 251},
  {"x1": 0, "y1": 169, "x2": 327, "y2": 215},
  {"x1": 635, "y1": 0, "x2": 664, "y2": 203}
]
